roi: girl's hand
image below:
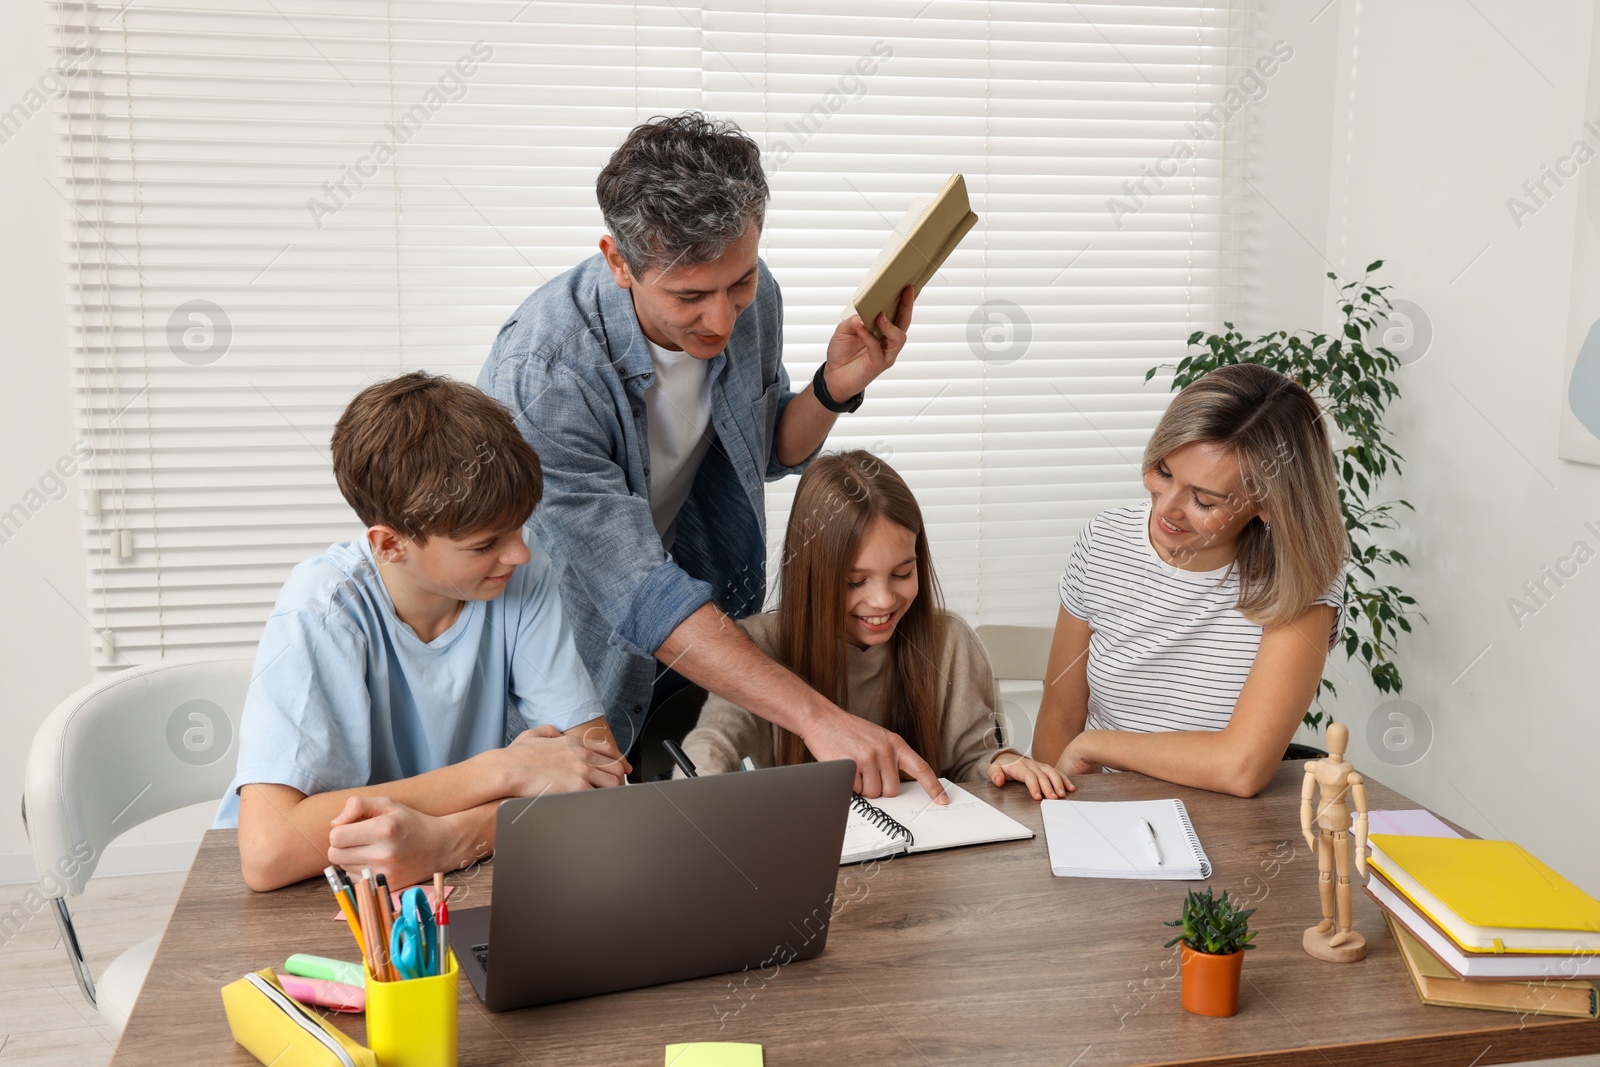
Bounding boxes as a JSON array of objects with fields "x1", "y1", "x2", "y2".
[{"x1": 989, "y1": 750, "x2": 1072, "y2": 800}]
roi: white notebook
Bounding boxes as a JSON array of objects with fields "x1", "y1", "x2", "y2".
[
  {"x1": 1041, "y1": 798, "x2": 1211, "y2": 879},
  {"x1": 841, "y1": 779, "x2": 1033, "y2": 865}
]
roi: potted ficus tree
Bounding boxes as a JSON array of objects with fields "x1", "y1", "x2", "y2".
[{"x1": 1164, "y1": 887, "x2": 1257, "y2": 1017}]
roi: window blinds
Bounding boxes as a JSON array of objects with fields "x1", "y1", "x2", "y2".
[{"x1": 55, "y1": 0, "x2": 1251, "y2": 671}]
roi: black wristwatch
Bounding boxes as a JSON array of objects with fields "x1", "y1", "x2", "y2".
[{"x1": 812, "y1": 363, "x2": 865, "y2": 414}]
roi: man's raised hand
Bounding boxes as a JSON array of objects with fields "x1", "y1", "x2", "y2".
[{"x1": 823, "y1": 285, "x2": 916, "y2": 400}]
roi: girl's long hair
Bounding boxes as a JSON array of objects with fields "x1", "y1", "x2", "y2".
[
  {"x1": 772, "y1": 450, "x2": 945, "y2": 768},
  {"x1": 1143, "y1": 363, "x2": 1347, "y2": 628}
]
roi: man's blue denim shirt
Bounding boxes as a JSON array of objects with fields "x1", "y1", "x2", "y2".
[{"x1": 478, "y1": 253, "x2": 815, "y2": 749}]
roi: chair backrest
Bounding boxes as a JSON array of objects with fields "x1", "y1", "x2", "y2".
[
  {"x1": 24, "y1": 658, "x2": 253, "y2": 896},
  {"x1": 631, "y1": 683, "x2": 709, "y2": 783},
  {"x1": 974, "y1": 624, "x2": 1054, "y2": 682}
]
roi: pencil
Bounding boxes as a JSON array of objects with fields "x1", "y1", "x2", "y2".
[
  {"x1": 355, "y1": 872, "x2": 385, "y2": 982},
  {"x1": 374, "y1": 873, "x2": 399, "y2": 982},
  {"x1": 323, "y1": 866, "x2": 367, "y2": 964}
]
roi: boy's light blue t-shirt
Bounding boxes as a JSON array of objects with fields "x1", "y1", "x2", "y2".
[{"x1": 213, "y1": 532, "x2": 603, "y2": 828}]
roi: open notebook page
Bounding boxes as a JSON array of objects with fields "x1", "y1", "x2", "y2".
[{"x1": 841, "y1": 779, "x2": 1033, "y2": 865}]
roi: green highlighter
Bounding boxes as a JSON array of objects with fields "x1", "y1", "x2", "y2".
[{"x1": 284, "y1": 953, "x2": 365, "y2": 987}]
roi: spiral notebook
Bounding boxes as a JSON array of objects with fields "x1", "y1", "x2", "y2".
[
  {"x1": 1040, "y1": 798, "x2": 1211, "y2": 879},
  {"x1": 840, "y1": 779, "x2": 1033, "y2": 865}
]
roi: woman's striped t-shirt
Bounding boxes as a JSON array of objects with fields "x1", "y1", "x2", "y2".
[{"x1": 1058, "y1": 502, "x2": 1344, "y2": 735}]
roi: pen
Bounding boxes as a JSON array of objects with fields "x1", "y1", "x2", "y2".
[
  {"x1": 1139, "y1": 818, "x2": 1162, "y2": 867},
  {"x1": 662, "y1": 739, "x2": 698, "y2": 778},
  {"x1": 324, "y1": 866, "x2": 368, "y2": 963},
  {"x1": 434, "y1": 872, "x2": 450, "y2": 977}
]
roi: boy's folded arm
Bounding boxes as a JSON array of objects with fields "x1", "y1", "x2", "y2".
[
  {"x1": 236, "y1": 757, "x2": 514, "y2": 891},
  {"x1": 324, "y1": 797, "x2": 503, "y2": 892},
  {"x1": 238, "y1": 717, "x2": 628, "y2": 891}
]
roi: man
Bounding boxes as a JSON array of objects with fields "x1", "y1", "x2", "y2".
[{"x1": 478, "y1": 111, "x2": 942, "y2": 801}]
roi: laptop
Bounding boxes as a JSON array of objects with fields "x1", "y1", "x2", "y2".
[{"x1": 454, "y1": 759, "x2": 854, "y2": 1011}]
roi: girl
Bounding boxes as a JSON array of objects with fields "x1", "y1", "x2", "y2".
[
  {"x1": 1033, "y1": 363, "x2": 1347, "y2": 797},
  {"x1": 681, "y1": 450, "x2": 1066, "y2": 799}
]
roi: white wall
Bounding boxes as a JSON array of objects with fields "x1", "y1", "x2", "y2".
[
  {"x1": 0, "y1": 3, "x2": 212, "y2": 887},
  {"x1": 0, "y1": 0, "x2": 93, "y2": 873},
  {"x1": 1309, "y1": 0, "x2": 1600, "y2": 894}
]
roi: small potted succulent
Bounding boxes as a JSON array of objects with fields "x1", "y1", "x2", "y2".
[{"x1": 1164, "y1": 887, "x2": 1257, "y2": 1017}]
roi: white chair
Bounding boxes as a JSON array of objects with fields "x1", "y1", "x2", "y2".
[
  {"x1": 975, "y1": 624, "x2": 1054, "y2": 753},
  {"x1": 22, "y1": 658, "x2": 252, "y2": 1032}
]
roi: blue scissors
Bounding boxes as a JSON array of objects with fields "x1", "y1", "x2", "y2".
[{"x1": 389, "y1": 886, "x2": 438, "y2": 980}]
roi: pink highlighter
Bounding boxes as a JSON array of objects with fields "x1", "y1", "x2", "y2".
[{"x1": 274, "y1": 972, "x2": 366, "y2": 1013}]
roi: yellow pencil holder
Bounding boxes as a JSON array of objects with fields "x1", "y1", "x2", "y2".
[{"x1": 364, "y1": 951, "x2": 459, "y2": 1067}]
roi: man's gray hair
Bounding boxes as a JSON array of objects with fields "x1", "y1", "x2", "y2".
[{"x1": 597, "y1": 111, "x2": 769, "y2": 277}]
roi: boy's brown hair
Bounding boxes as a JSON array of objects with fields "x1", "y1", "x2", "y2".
[{"x1": 331, "y1": 371, "x2": 542, "y2": 542}]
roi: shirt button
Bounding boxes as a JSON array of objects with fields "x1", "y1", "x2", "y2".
[
  {"x1": 633, "y1": 705, "x2": 643, "y2": 715},
  {"x1": 643, "y1": 464, "x2": 651, "y2": 476},
  {"x1": 631, "y1": 407, "x2": 641, "y2": 418}
]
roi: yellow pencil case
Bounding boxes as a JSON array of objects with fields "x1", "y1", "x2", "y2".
[
  {"x1": 221, "y1": 968, "x2": 378, "y2": 1067},
  {"x1": 364, "y1": 950, "x2": 459, "y2": 1067}
]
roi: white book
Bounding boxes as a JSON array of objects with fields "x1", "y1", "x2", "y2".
[
  {"x1": 1041, "y1": 798, "x2": 1211, "y2": 880},
  {"x1": 840, "y1": 779, "x2": 1033, "y2": 865}
]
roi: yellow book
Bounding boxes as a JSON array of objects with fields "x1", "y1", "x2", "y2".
[
  {"x1": 1369, "y1": 834, "x2": 1600, "y2": 954},
  {"x1": 1384, "y1": 914, "x2": 1598, "y2": 1018}
]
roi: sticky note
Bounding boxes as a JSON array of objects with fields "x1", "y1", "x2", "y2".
[{"x1": 664, "y1": 1042, "x2": 764, "y2": 1067}]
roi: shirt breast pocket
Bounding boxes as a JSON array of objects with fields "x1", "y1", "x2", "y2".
[{"x1": 750, "y1": 381, "x2": 782, "y2": 463}]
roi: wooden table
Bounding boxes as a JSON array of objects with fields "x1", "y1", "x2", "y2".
[{"x1": 111, "y1": 764, "x2": 1599, "y2": 1065}]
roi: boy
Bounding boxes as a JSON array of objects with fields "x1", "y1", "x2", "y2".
[{"x1": 215, "y1": 372, "x2": 627, "y2": 892}]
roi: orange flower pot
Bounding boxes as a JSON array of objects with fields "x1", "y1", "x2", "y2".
[{"x1": 1179, "y1": 944, "x2": 1244, "y2": 1017}]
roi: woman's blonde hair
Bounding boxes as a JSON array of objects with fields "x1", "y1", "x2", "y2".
[
  {"x1": 1143, "y1": 364, "x2": 1347, "y2": 628},
  {"x1": 771, "y1": 451, "x2": 946, "y2": 768}
]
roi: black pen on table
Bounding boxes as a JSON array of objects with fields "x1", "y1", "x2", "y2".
[{"x1": 663, "y1": 739, "x2": 698, "y2": 778}]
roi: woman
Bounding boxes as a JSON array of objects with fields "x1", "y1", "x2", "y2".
[
  {"x1": 682, "y1": 450, "x2": 1065, "y2": 799},
  {"x1": 1033, "y1": 363, "x2": 1347, "y2": 797}
]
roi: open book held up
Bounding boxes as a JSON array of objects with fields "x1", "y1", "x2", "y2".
[{"x1": 850, "y1": 174, "x2": 980, "y2": 338}]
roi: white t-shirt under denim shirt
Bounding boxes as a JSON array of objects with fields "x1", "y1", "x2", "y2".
[
  {"x1": 1058, "y1": 501, "x2": 1344, "y2": 735},
  {"x1": 644, "y1": 338, "x2": 715, "y2": 551}
]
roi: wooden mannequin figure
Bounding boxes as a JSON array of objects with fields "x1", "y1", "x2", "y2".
[{"x1": 1300, "y1": 721, "x2": 1369, "y2": 962}]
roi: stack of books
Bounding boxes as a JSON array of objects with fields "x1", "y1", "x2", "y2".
[{"x1": 1364, "y1": 827, "x2": 1600, "y2": 1019}]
